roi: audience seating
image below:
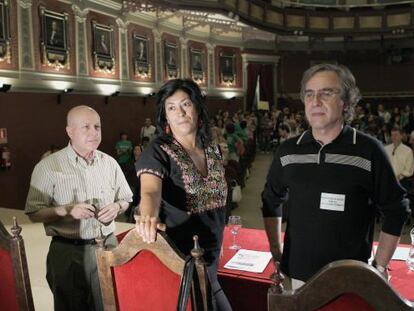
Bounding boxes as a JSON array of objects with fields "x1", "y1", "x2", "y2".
[
  {"x1": 95, "y1": 229, "x2": 212, "y2": 311},
  {"x1": 0, "y1": 217, "x2": 34, "y2": 311},
  {"x1": 268, "y1": 259, "x2": 414, "y2": 311}
]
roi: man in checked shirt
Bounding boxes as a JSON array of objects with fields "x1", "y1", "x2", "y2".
[{"x1": 25, "y1": 105, "x2": 133, "y2": 311}]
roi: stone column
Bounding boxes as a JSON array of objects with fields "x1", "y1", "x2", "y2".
[
  {"x1": 180, "y1": 37, "x2": 188, "y2": 78},
  {"x1": 18, "y1": 0, "x2": 34, "y2": 70},
  {"x1": 242, "y1": 53, "x2": 249, "y2": 111},
  {"x1": 72, "y1": 5, "x2": 89, "y2": 76},
  {"x1": 206, "y1": 42, "x2": 215, "y2": 89},
  {"x1": 152, "y1": 29, "x2": 162, "y2": 85},
  {"x1": 116, "y1": 17, "x2": 129, "y2": 80}
]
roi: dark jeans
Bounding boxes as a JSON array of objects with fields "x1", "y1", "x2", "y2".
[{"x1": 46, "y1": 234, "x2": 117, "y2": 311}]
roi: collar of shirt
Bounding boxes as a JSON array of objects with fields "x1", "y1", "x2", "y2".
[
  {"x1": 296, "y1": 125, "x2": 356, "y2": 146},
  {"x1": 66, "y1": 142, "x2": 99, "y2": 167}
]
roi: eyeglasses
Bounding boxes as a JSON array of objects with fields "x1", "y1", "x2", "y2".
[{"x1": 303, "y1": 88, "x2": 341, "y2": 103}]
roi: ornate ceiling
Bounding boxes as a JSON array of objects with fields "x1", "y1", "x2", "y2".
[{"x1": 120, "y1": 0, "x2": 414, "y2": 38}]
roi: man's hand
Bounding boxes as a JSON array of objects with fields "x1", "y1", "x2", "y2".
[
  {"x1": 270, "y1": 245, "x2": 282, "y2": 263},
  {"x1": 380, "y1": 268, "x2": 390, "y2": 281},
  {"x1": 135, "y1": 214, "x2": 166, "y2": 243},
  {"x1": 68, "y1": 203, "x2": 96, "y2": 219},
  {"x1": 96, "y1": 203, "x2": 120, "y2": 225}
]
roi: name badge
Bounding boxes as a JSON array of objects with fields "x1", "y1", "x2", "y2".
[{"x1": 320, "y1": 192, "x2": 345, "y2": 212}]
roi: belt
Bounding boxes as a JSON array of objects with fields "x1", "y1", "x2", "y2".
[{"x1": 52, "y1": 235, "x2": 112, "y2": 246}]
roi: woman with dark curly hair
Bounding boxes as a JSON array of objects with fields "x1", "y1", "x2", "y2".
[{"x1": 135, "y1": 79, "x2": 232, "y2": 310}]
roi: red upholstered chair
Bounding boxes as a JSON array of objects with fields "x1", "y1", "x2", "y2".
[
  {"x1": 95, "y1": 229, "x2": 211, "y2": 311},
  {"x1": 0, "y1": 217, "x2": 34, "y2": 311},
  {"x1": 268, "y1": 260, "x2": 414, "y2": 311}
]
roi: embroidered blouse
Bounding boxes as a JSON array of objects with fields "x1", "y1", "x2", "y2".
[{"x1": 136, "y1": 134, "x2": 227, "y2": 265}]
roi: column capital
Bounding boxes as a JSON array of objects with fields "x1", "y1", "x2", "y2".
[
  {"x1": 152, "y1": 29, "x2": 161, "y2": 42},
  {"x1": 72, "y1": 5, "x2": 89, "y2": 23},
  {"x1": 206, "y1": 42, "x2": 215, "y2": 53},
  {"x1": 179, "y1": 37, "x2": 188, "y2": 47},
  {"x1": 116, "y1": 18, "x2": 129, "y2": 34},
  {"x1": 19, "y1": 0, "x2": 32, "y2": 9}
]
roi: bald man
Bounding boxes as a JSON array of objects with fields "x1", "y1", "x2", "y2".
[{"x1": 25, "y1": 106, "x2": 133, "y2": 311}]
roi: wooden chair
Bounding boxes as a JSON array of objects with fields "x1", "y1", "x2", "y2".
[
  {"x1": 0, "y1": 217, "x2": 34, "y2": 311},
  {"x1": 268, "y1": 259, "x2": 414, "y2": 311},
  {"x1": 95, "y1": 229, "x2": 212, "y2": 311}
]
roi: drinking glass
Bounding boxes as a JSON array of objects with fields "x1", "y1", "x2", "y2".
[
  {"x1": 228, "y1": 215, "x2": 242, "y2": 250},
  {"x1": 91, "y1": 198, "x2": 105, "y2": 239}
]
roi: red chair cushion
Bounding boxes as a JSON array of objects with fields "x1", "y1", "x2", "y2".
[
  {"x1": 113, "y1": 249, "x2": 191, "y2": 311},
  {"x1": 0, "y1": 247, "x2": 19, "y2": 311},
  {"x1": 116, "y1": 230, "x2": 129, "y2": 243},
  {"x1": 317, "y1": 293, "x2": 374, "y2": 311}
]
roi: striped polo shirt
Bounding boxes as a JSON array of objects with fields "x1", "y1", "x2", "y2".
[
  {"x1": 25, "y1": 144, "x2": 133, "y2": 239},
  {"x1": 262, "y1": 125, "x2": 409, "y2": 281}
]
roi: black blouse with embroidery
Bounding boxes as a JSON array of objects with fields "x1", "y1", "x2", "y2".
[{"x1": 136, "y1": 134, "x2": 227, "y2": 266}]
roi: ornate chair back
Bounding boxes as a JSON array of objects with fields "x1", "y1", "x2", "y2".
[
  {"x1": 96, "y1": 229, "x2": 211, "y2": 311},
  {"x1": 268, "y1": 259, "x2": 414, "y2": 311},
  {"x1": 0, "y1": 217, "x2": 34, "y2": 311}
]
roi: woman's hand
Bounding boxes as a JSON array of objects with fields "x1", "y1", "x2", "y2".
[
  {"x1": 136, "y1": 173, "x2": 165, "y2": 243},
  {"x1": 135, "y1": 214, "x2": 166, "y2": 243}
]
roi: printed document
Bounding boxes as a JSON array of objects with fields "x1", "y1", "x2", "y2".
[{"x1": 224, "y1": 249, "x2": 272, "y2": 273}]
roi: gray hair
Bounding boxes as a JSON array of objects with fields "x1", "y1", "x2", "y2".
[{"x1": 300, "y1": 63, "x2": 361, "y2": 124}]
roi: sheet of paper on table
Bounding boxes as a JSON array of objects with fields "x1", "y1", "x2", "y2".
[
  {"x1": 391, "y1": 246, "x2": 410, "y2": 261},
  {"x1": 371, "y1": 245, "x2": 410, "y2": 261},
  {"x1": 224, "y1": 249, "x2": 272, "y2": 273}
]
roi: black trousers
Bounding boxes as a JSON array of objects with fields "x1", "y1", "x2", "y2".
[
  {"x1": 46, "y1": 234, "x2": 117, "y2": 311},
  {"x1": 207, "y1": 259, "x2": 233, "y2": 311}
]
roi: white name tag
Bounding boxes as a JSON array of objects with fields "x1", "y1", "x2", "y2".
[{"x1": 320, "y1": 192, "x2": 345, "y2": 212}]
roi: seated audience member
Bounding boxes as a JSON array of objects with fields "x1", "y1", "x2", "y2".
[
  {"x1": 141, "y1": 136, "x2": 150, "y2": 150},
  {"x1": 124, "y1": 145, "x2": 143, "y2": 222},
  {"x1": 115, "y1": 132, "x2": 133, "y2": 167},
  {"x1": 211, "y1": 125, "x2": 227, "y2": 145},
  {"x1": 278, "y1": 123, "x2": 292, "y2": 144},
  {"x1": 140, "y1": 118, "x2": 157, "y2": 142},
  {"x1": 294, "y1": 112, "x2": 307, "y2": 135},
  {"x1": 259, "y1": 112, "x2": 273, "y2": 153},
  {"x1": 385, "y1": 126, "x2": 414, "y2": 183},
  {"x1": 41, "y1": 144, "x2": 60, "y2": 159},
  {"x1": 133, "y1": 144, "x2": 143, "y2": 161},
  {"x1": 377, "y1": 103, "x2": 391, "y2": 126},
  {"x1": 385, "y1": 126, "x2": 414, "y2": 220},
  {"x1": 220, "y1": 143, "x2": 238, "y2": 220},
  {"x1": 225, "y1": 122, "x2": 241, "y2": 162}
]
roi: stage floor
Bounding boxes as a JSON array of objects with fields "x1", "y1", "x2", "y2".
[{"x1": 1, "y1": 207, "x2": 134, "y2": 311}]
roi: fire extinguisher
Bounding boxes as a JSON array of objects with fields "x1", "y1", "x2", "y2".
[{"x1": 0, "y1": 146, "x2": 11, "y2": 169}]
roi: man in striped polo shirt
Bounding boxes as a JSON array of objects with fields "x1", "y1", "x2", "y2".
[
  {"x1": 262, "y1": 64, "x2": 409, "y2": 289},
  {"x1": 25, "y1": 106, "x2": 133, "y2": 311}
]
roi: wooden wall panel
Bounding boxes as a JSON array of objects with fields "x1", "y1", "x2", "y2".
[{"x1": 0, "y1": 92, "x2": 240, "y2": 209}]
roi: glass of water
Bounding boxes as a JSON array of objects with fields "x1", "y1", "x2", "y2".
[{"x1": 228, "y1": 215, "x2": 242, "y2": 250}]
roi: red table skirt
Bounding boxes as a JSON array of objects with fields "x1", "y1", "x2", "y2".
[{"x1": 218, "y1": 227, "x2": 413, "y2": 311}]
